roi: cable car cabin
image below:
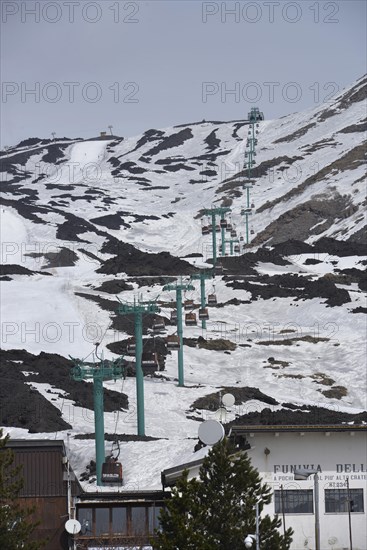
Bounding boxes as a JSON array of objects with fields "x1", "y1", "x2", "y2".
[
  {"x1": 141, "y1": 352, "x2": 159, "y2": 370},
  {"x1": 126, "y1": 343, "x2": 136, "y2": 355},
  {"x1": 152, "y1": 320, "x2": 165, "y2": 334},
  {"x1": 101, "y1": 460, "x2": 123, "y2": 486},
  {"x1": 230, "y1": 230, "x2": 237, "y2": 238},
  {"x1": 207, "y1": 294, "x2": 217, "y2": 306},
  {"x1": 251, "y1": 203, "x2": 255, "y2": 209},
  {"x1": 185, "y1": 312, "x2": 197, "y2": 326},
  {"x1": 202, "y1": 225, "x2": 210, "y2": 235},
  {"x1": 184, "y1": 299, "x2": 195, "y2": 310},
  {"x1": 198, "y1": 308, "x2": 209, "y2": 320},
  {"x1": 215, "y1": 225, "x2": 221, "y2": 233},
  {"x1": 234, "y1": 244, "x2": 240, "y2": 253},
  {"x1": 250, "y1": 229, "x2": 255, "y2": 235},
  {"x1": 242, "y1": 208, "x2": 252, "y2": 215},
  {"x1": 220, "y1": 219, "x2": 227, "y2": 229},
  {"x1": 240, "y1": 236, "x2": 244, "y2": 242},
  {"x1": 166, "y1": 335, "x2": 180, "y2": 350},
  {"x1": 226, "y1": 223, "x2": 232, "y2": 231},
  {"x1": 170, "y1": 310, "x2": 178, "y2": 323}
]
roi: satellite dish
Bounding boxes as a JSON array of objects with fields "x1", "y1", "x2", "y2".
[
  {"x1": 198, "y1": 419, "x2": 225, "y2": 445},
  {"x1": 222, "y1": 393, "x2": 235, "y2": 407},
  {"x1": 65, "y1": 519, "x2": 81, "y2": 534}
]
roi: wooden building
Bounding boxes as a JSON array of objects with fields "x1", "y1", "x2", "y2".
[
  {"x1": 74, "y1": 490, "x2": 167, "y2": 549},
  {"x1": 5, "y1": 439, "x2": 81, "y2": 550}
]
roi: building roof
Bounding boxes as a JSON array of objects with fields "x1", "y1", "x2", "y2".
[
  {"x1": 228, "y1": 424, "x2": 367, "y2": 435},
  {"x1": 6, "y1": 439, "x2": 67, "y2": 449},
  {"x1": 161, "y1": 457, "x2": 205, "y2": 488},
  {"x1": 78, "y1": 490, "x2": 168, "y2": 503},
  {"x1": 4, "y1": 438, "x2": 82, "y2": 496}
]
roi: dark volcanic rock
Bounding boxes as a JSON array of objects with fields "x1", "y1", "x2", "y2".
[
  {"x1": 226, "y1": 405, "x2": 367, "y2": 428},
  {"x1": 27, "y1": 247, "x2": 78, "y2": 268},
  {"x1": 272, "y1": 240, "x2": 314, "y2": 255},
  {"x1": 191, "y1": 387, "x2": 279, "y2": 411},
  {"x1": 97, "y1": 240, "x2": 197, "y2": 277},
  {"x1": 41, "y1": 144, "x2": 69, "y2": 164},
  {"x1": 145, "y1": 128, "x2": 193, "y2": 156},
  {"x1": 225, "y1": 273, "x2": 351, "y2": 307},
  {"x1": 313, "y1": 237, "x2": 367, "y2": 257},
  {"x1": 205, "y1": 129, "x2": 221, "y2": 151},
  {"x1": 94, "y1": 279, "x2": 134, "y2": 294},
  {"x1": 220, "y1": 247, "x2": 290, "y2": 275},
  {"x1": 91, "y1": 213, "x2": 130, "y2": 230},
  {"x1": 0, "y1": 349, "x2": 128, "y2": 433},
  {"x1": 0, "y1": 264, "x2": 36, "y2": 276}
]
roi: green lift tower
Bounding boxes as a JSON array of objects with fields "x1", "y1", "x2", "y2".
[
  {"x1": 117, "y1": 297, "x2": 160, "y2": 436},
  {"x1": 71, "y1": 355, "x2": 124, "y2": 486}
]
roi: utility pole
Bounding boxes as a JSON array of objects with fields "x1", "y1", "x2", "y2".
[
  {"x1": 202, "y1": 207, "x2": 231, "y2": 267},
  {"x1": 117, "y1": 297, "x2": 160, "y2": 436},
  {"x1": 71, "y1": 355, "x2": 124, "y2": 485},
  {"x1": 190, "y1": 270, "x2": 214, "y2": 329},
  {"x1": 163, "y1": 278, "x2": 194, "y2": 386}
]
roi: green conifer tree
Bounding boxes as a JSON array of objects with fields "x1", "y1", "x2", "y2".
[
  {"x1": 154, "y1": 438, "x2": 293, "y2": 549},
  {"x1": 0, "y1": 429, "x2": 45, "y2": 549}
]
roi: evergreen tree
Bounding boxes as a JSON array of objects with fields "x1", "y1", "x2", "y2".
[
  {"x1": 0, "y1": 429, "x2": 45, "y2": 549},
  {"x1": 154, "y1": 438, "x2": 293, "y2": 550}
]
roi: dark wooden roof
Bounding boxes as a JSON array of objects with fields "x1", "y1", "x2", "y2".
[{"x1": 4, "y1": 439, "x2": 81, "y2": 497}]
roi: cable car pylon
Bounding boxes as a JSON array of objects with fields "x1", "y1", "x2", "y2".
[
  {"x1": 190, "y1": 270, "x2": 214, "y2": 329},
  {"x1": 201, "y1": 206, "x2": 231, "y2": 266},
  {"x1": 70, "y1": 349, "x2": 125, "y2": 486},
  {"x1": 117, "y1": 296, "x2": 160, "y2": 436},
  {"x1": 163, "y1": 278, "x2": 194, "y2": 386},
  {"x1": 242, "y1": 106, "x2": 264, "y2": 244},
  {"x1": 222, "y1": 237, "x2": 240, "y2": 256}
]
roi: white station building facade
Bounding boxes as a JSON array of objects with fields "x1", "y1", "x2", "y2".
[{"x1": 162, "y1": 424, "x2": 367, "y2": 550}]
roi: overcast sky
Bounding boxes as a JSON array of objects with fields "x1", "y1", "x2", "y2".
[{"x1": 1, "y1": 0, "x2": 366, "y2": 146}]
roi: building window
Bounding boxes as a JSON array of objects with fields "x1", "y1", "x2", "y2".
[
  {"x1": 95, "y1": 507, "x2": 110, "y2": 536},
  {"x1": 78, "y1": 508, "x2": 93, "y2": 535},
  {"x1": 131, "y1": 506, "x2": 148, "y2": 536},
  {"x1": 274, "y1": 490, "x2": 314, "y2": 514},
  {"x1": 149, "y1": 506, "x2": 162, "y2": 533},
  {"x1": 112, "y1": 507, "x2": 127, "y2": 534},
  {"x1": 78, "y1": 503, "x2": 165, "y2": 538},
  {"x1": 325, "y1": 489, "x2": 364, "y2": 513}
]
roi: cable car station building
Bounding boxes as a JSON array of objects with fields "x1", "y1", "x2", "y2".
[
  {"x1": 162, "y1": 424, "x2": 367, "y2": 550},
  {"x1": 230, "y1": 424, "x2": 367, "y2": 549}
]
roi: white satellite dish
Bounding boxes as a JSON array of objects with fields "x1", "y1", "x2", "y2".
[
  {"x1": 198, "y1": 419, "x2": 225, "y2": 445},
  {"x1": 222, "y1": 393, "x2": 235, "y2": 407},
  {"x1": 65, "y1": 519, "x2": 81, "y2": 534}
]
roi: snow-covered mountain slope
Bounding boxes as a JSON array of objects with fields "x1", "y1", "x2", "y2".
[{"x1": 0, "y1": 75, "x2": 366, "y2": 489}]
